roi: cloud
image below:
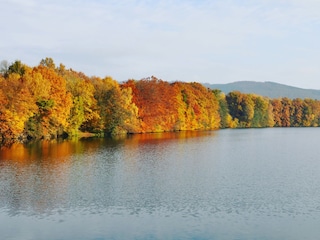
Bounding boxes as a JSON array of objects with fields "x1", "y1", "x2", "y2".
[{"x1": 1, "y1": 0, "x2": 320, "y2": 88}]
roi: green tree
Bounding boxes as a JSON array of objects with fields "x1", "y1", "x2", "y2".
[
  {"x1": 251, "y1": 95, "x2": 273, "y2": 127},
  {"x1": 226, "y1": 91, "x2": 254, "y2": 127},
  {"x1": 212, "y1": 89, "x2": 232, "y2": 128},
  {"x1": 92, "y1": 76, "x2": 131, "y2": 136},
  {"x1": 64, "y1": 70, "x2": 99, "y2": 136},
  {"x1": 302, "y1": 99, "x2": 314, "y2": 127},
  {"x1": 40, "y1": 57, "x2": 56, "y2": 69},
  {"x1": 7, "y1": 60, "x2": 25, "y2": 76}
]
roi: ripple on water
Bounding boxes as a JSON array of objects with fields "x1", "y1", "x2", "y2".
[{"x1": 1, "y1": 129, "x2": 320, "y2": 239}]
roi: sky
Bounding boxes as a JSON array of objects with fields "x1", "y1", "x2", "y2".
[{"x1": 1, "y1": 0, "x2": 320, "y2": 89}]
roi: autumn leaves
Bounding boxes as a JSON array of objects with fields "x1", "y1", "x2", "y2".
[{"x1": 1, "y1": 58, "x2": 320, "y2": 141}]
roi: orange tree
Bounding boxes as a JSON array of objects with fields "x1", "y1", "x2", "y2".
[{"x1": 123, "y1": 77, "x2": 180, "y2": 132}]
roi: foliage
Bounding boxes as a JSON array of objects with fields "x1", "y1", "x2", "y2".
[
  {"x1": 7, "y1": 60, "x2": 26, "y2": 76},
  {"x1": 2, "y1": 58, "x2": 320, "y2": 142},
  {"x1": 226, "y1": 91, "x2": 254, "y2": 127},
  {"x1": 122, "y1": 78, "x2": 220, "y2": 133},
  {"x1": 251, "y1": 95, "x2": 274, "y2": 128},
  {"x1": 63, "y1": 69, "x2": 99, "y2": 136},
  {"x1": 122, "y1": 77, "x2": 180, "y2": 132},
  {"x1": 91, "y1": 76, "x2": 139, "y2": 136},
  {"x1": 40, "y1": 57, "x2": 56, "y2": 69}
]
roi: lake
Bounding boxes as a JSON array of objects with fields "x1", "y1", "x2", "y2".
[{"x1": 1, "y1": 128, "x2": 320, "y2": 240}]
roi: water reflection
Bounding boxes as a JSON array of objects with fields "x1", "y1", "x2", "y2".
[
  {"x1": 0, "y1": 131, "x2": 216, "y2": 218},
  {"x1": 1, "y1": 129, "x2": 320, "y2": 239}
]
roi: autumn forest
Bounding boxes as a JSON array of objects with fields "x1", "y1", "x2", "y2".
[{"x1": 1, "y1": 58, "x2": 320, "y2": 142}]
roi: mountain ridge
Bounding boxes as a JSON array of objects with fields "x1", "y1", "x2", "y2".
[{"x1": 204, "y1": 81, "x2": 320, "y2": 99}]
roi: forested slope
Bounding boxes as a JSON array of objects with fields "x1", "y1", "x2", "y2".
[{"x1": 205, "y1": 81, "x2": 320, "y2": 99}]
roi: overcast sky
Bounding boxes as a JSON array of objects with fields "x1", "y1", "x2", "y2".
[{"x1": 2, "y1": 0, "x2": 320, "y2": 89}]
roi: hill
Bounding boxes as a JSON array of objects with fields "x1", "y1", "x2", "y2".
[{"x1": 204, "y1": 81, "x2": 320, "y2": 99}]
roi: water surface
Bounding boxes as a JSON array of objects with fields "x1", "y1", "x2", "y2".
[{"x1": 1, "y1": 129, "x2": 320, "y2": 239}]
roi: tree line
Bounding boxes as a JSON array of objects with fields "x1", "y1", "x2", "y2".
[{"x1": 1, "y1": 58, "x2": 320, "y2": 142}]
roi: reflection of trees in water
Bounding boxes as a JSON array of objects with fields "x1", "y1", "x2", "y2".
[
  {"x1": 0, "y1": 139, "x2": 16, "y2": 149},
  {"x1": 127, "y1": 130, "x2": 216, "y2": 145},
  {"x1": 0, "y1": 137, "x2": 125, "y2": 216},
  {"x1": 0, "y1": 131, "x2": 216, "y2": 217}
]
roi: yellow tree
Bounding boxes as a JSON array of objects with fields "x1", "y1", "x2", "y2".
[
  {"x1": 24, "y1": 65, "x2": 72, "y2": 138},
  {"x1": 0, "y1": 75, "x2": 10, "y2": 139},
  {"x1": 91, "y1": 76, "x2": 135, "y2": 135},
  {"x1": 120, "y1": 86, "x2": 141, "y2": 133},
  {"x1": 0, "y1": 70, "x2": 37, "y2": 139},
  {"x1": 251, "y1": 95, "x2": 274, "y2": 127},
  {"x1": 173, "y1": 82, "x2": 220, "y2": 130},
  {"x1": 64, "y1": 70, "x2": 100, "y2": 136}
]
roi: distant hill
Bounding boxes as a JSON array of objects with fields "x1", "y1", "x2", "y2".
[{"x1": 204, "y1": 81, "x2": 320, "y2": 99}]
